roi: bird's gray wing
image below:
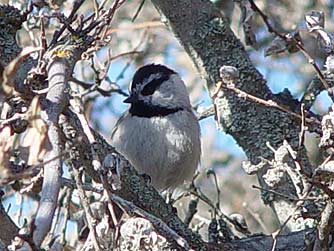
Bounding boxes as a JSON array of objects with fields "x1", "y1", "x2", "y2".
[{"x1": 110, "y1": 110, "x2": 129, "y2": 140}]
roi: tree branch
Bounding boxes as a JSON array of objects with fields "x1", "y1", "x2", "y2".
[
  {"x1": 151, "y1": 0, "x2": 314, "y2": 231},
  {"x1": 32, "y1": 36, "x2": 93, "y2": 245}
]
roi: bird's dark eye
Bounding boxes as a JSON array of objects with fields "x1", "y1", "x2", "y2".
[{"x1": 141, "y1": 78, "x2": 163, "y2": 96}]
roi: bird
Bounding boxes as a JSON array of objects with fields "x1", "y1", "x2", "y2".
[{"x1": 110, "y1": 64, "x2": 201, "y2": 190}]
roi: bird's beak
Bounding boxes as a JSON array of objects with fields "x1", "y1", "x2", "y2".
[{"x1": 123, "y1": 94, "x2": 137, "y2": 104}]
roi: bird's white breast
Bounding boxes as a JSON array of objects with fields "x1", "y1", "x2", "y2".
[{"x1": 111, "y1": 110, "x2": 201, "y2": 190}]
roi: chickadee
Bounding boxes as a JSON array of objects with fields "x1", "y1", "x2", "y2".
[{"x1": 111, "y1": 64, "x2": 201, "y2": 190}]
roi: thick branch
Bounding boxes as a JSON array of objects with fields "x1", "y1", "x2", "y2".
[
  {"x1": 32, "y1": 58, "x2": 69, "y2": 246},
  {"x1": 62, "y1": 107, "x2": 316, "y2": 251},
  {"x1": 151, "y1": 0, "x2": 312, "y2": 231},
  {"x1": 228, "y1": 229, "x2": 314, "y2": 251}
]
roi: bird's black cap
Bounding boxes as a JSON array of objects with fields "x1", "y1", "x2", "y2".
[{"x1": 130, "y1": 64, "x2": 176, "y2": 92}]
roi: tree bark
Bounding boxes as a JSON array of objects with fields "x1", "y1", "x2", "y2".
[
  {"x1": 151, "y1": 0, "x2": 312, "y2": 231},
  {"x1": 0, "y1": 202, "x2": 18, "y2": 246}
]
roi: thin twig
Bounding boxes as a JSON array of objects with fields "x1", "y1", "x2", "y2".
[
  {"x1": 219, "y1": 81, "x2": 321, "y2": 126},
  {"x1": 69, "y1": 98, "x2": 120, "y2": 231},
  {"x1": 19, "y1": 169, "x2": 44, "y2": 194},
  {"x1": 253, "y1": 185, "x2": 320, "y2": 202},
  {"x1": 61, "y1": 177, "x2": 103, "y2": 194},
  {"x1": 189, "y1": 185, "x2": 243, "y2": 233},
  {"x1": 38, "y1": 13, "x2": 47, "y2": 67},
  {"x1": 298, "y1": 103, "x2": 306, "y2": 150},
  {"x1": 285, "y1": 141, "x2": 313, "y2": 198},
  {"x1": 50, "y1": 0, "x2": 85, "y2": 46},
  {"x1": 60, "y1": 188, "x2": 72, "y2": 245},
  {"x1": 107, "y1": 21, "x2": 163, "y2": 35},
  {"x1": 248, "y1": 0, "x2": 334, "y2": 102},
  {"x1": 132, "y1": 0, "x2": 146, "y2": 22},
  {"x1": 207, "y1": 170, "x2": 221, "y2": 211},
  {"x1": 242, "y1": 202, "x2": 270, "y2": 233},
  {"x1": 70, "y1": 78, "x2": 127, "y2": 98},
  {"x1": 184, "y1": 198, "x2": 199, "y2": 226},
  {"x1": 211, "y1": 81, "x2": 224, "y2": 124},
  {"x1": 94, "y1": 0, "x2": 125, "y2": 39},
  {"x1": 72, "y1": 167, "x2": 102, "y2": 250},
  {"x1": 252, "y1": 185, "x2": 298, "y2": 201},
  {"x1": 109, "y1": 50, "x2": 143, "y2": 62},
  {"x1": 48, "y1": 188, "x2": 66, "y2": 240},
  {"x1": 271, "y1": 183, "x2": 314, "y2": 251},
  {"x1": 92, "y1": 0, "x2": 99, "y2": 19},
  {"x1": 102, "y1": 181, "x2": 191, "y2": 250}
]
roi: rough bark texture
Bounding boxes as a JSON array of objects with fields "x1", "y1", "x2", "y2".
[
  {"x1": 151, "y1": 0, "x2": 311, "y2": 231},
  {"x1": 62, "y1": 110, "x2": 315, "y2": 251},
  {"x1": 228, "y1": 229, "x2": 313, "y2": 251},
  {"x1": 0, "y1": 203, "x2": 18, "y2": 246}
]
